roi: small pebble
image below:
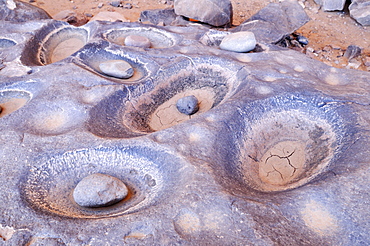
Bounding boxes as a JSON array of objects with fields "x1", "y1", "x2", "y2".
[
  {"x1": 219, "y1": 31, "x2": 256, "y2": 53},
  {"x1": 110, "y1": 0, "x2": 121, "y2": 7},
  {"x1": 124, "y1": 35, "x2": 151, "y2": 48},
  {"x1": 85, "y1": 13, "x2": 93, "y2": 18},
  {"x1": 123, "y1": 3, "x2": 133, "y2": 9},
  {"x1": 344, "y1": 45, "x2": 361, "y2": 60},
  {"x1": 176, "y1": 95, "x2": 199, "y2": 115},
  {"x1": 99, "y1": 60, "x2": 134, "y2": 79},
  {"x1": 73, "y1": 173, "x2": 128, "y2": 208},
  {"x1": 297, "y1": 35, "x2": 308, "y2": 46},
  {"x1": 98, "y1": 3, "x2": 104, "y2": 8}
]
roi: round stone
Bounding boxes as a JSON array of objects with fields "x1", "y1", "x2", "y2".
[
  {"x1": 176, "y1": 95, "x2": 199, "y2": 115},
  {"x1": 219, "y1": 31, "x2": 256, "y2": 53},
  {"x1": 73, "y1": 173, "x2": 128, "y2": 208},
  {"x1": 99, "y1": 60, "x2": 134, "y2": 79},
  {"x1": 124, "y1": 35, "x2": 151, "y2": 48}
]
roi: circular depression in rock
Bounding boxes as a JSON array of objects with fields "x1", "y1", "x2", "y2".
[
  {"x1": 21, "y1": 23, "x2": 88, "y2": 66},
  {"x1": 0, "y1": 38, "x2": 17, "y2": 49},
  {"x1": 237, "y1": 95, "x2": 350, "y2": 192},
  {"x1": 22, "y1": 145, "x2": 185, "y2": 218},
  {"x1": 0, "y1": 90, "x2": 31, "y2": 118},
  {"x1": 73, "y1": 42, "x2": 157, "y2": 84},
  {"x1": 104, "y1": 27, "x2": 178, "y2": 48},
  {"x1": 124, "y1": 66, "x2": 235, "y2": 133}
]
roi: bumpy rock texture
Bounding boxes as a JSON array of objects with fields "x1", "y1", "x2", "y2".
[{"x1": 0, "y1": 1, "x2": 370, "y2": 246}]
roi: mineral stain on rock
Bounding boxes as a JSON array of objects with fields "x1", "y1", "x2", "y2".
[{"x1": 73, "y1": 173, "x2": 129, "y2": 208}]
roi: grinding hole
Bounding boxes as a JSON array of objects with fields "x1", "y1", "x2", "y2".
[
  {"x1": 0, "y1": 90, "x2": 31, "y2": 118},
  {"x1": 149, "y1": 89, "x2": 215, "y2": 131},
  {"x1": 0, "y1": 38, "x2": 16, "y2": 49},
  {"x1": 21, "y1": 24, "x2": 88, "y2": 66},
  {"x1": 104, "y1": 27, "x2": 177, "y2": 48}
]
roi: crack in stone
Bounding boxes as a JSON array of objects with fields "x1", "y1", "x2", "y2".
[{"x1": 265, "y1": 149, "x2": 298, "y2": 180}]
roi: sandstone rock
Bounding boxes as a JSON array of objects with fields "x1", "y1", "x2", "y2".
[
  {"x1": 99, "y1": 60, "x2": 134, "y2": 79},
  {"x1": 219, "y1": 31, "x2": 256, "y2": 53},
  {"x1": 174, "y1": 0, "x2": 232, "y2": 26},
  {"x1": 349, "y1": 0, "x2": 370, "y2": 26},
  {"x1": 315, "y1": 0, "x2": 346, "y2": 11},
  {"x1": 176, "y1": 95, "x2": 199, "y2": 115},
  {"x1": 73, "y1": 173, "x2": 128, "y2": 208},
  {"x1": 124, "y1": 35, "x2": 151, "y2": 48},
  {"x1": 234, "y1": 0, "x2": 310, "y2": 43}
]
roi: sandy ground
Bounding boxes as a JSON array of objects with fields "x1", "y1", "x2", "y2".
[{"x1": 28, "y1": 0, "x2": 370, "y2": 71}]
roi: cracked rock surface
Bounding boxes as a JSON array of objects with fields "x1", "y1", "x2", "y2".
[{"x1": 0, "y1": 2, "x2": 370, "y2": 246}]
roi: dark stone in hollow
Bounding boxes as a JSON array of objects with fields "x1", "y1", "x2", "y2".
[
  {"x1": 297, "y1": 35, "x2": 308, "y2": 45},
  {"x1": 176, "y1": 95, "x2": 199, "y2": 115}
]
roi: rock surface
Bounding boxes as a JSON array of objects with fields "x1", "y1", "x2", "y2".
[
  {"x1": 234, "y1": 0, "x2": 310, "y2": 43},
  {"x1": 0, "y1": 0, "x2": 51, "y2": 21},
  {"x1": 99, "y1": 60, "x2": 134, "y2": 79},
  {"x1": 1, "y1": 3, "x2": 370, "y2": 246},
  {"x1": 139, "y1": 8, "x2": 177, "y2": 26},
  {"x1": 219, "y1": 31, "x2": 256, "y2": 53},
  {"x1": 124, "y1": 35, "x2": 151, "y2": 48},
  {"x1": 349, "y1": 0, "x2": 370, "y2": 26},
  {"x1": 314, "y1": 0, "x2": 346, "y2": 11},
  {"x1": 174, "y1": 0, "x2": 232, "y2": 26},
  {"x1": 176, "y1": 95, "x2": 199, "y2": 115},
  {"x1": 73, "y1": 173, "x2": 128, "y2": 207}
]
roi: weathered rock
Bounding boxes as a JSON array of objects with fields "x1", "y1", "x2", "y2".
[
  {"x1": 176, "y1": 95, "x2": 199, "y2": 115},
  {"x1": 349, "y1": 0, "x2": 370, "y2": 26},
  {"x1": 219, "y1": 31, "x2": 256, "y2": 53},
  {"x1": 199, "y1": 29, "x2": 230, "y2": 47},
  {"x1": 1, "y1": 9, "x2": 370, "y2": 246},
  {"x1": 174, "y1": 0, "x2": 232, "y2": 26},
  {"x1": 124, "y1": 35, "x2": 151, "y2": 48},
  {"x1": 314, "y1": 0, "x2": 346, "y2": 11},
  {"x1": 99, "y1": 60, "x2": 134, "y2": 79},
  {"x1": 234, "y1": 0, "x2": 310, "y2": 43},
  {"x1": 0, "y1": 0, "x2": 51, "y2": 21},
  {"x1": 139, "y1": 8, "x2": 177, "y2": 26},
  {"x1": 73, "y1": 173, "x2": 128, "y2": 208}
]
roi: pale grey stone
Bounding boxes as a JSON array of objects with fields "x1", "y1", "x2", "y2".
[
  {"x1": 219, "y1": 31, "x2": 256, "y2": 53},
  {"x1": 73, "y1": 173, "x2": 128, "y2": 208},
  {"x1": 124, "y1": 35, "x2": 151, "y2": 48},
  {"x1": 99, "y1": 60, "x2": 134, "y2": 79}
]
